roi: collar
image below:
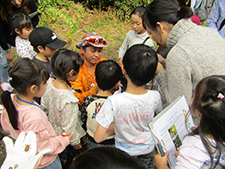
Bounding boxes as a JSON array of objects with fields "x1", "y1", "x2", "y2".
[{"x1": 167, "y1": 19, "x2": 195, "y2": 49}]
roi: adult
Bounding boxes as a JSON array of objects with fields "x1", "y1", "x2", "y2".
[
  {"x1": 143, "y1": 0, "x2": 225, "y2": 105},
  {"x1": 70, "y1": 32, "x2": 107, "y2": 105},
  {"x1": 206, "y1": 0, "x2": 225, "y2": 39},
  {"x1": 177, "y1": 0, "x2": 200, "y2": 25},
  {"x1": 0, "y1": 0, "x2": 39, "y2": 91}
]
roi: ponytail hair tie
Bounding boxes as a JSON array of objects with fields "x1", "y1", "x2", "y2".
[{"x1": 217, "y1": 93, "x2": 224, "y2": 99}]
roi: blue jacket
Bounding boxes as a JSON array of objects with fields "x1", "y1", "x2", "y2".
[{"x1": 207, "y1": 0, "x2": 225, "y2": 38}]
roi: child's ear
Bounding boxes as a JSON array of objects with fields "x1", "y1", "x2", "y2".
[
  {"x1": 29, "y1": 85, "x2": 38, "y2": 95},
  {"x1": 15, "y1": 28, "x2": 21, "y2": 35},
  {"x1": 68, "y1": 70, "x2": 74, "y2": 77},
  {"x1": 37, "y1": 46, "x2": 44, "y2": 53}
]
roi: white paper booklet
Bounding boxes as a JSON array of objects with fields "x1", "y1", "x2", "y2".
[{"x1": 149, "y1": 95, "x2": 194, "y2": 169}]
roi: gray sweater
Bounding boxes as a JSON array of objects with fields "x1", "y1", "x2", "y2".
[{"x1": 156, "y1": 19, "x2": 225, "y2": 105}]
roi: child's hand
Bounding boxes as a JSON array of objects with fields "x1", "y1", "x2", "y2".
[
  {"x1": 155, "y1": 151, "x2": 170, "y2": 169},
  {"x1": 175, "y1": 148, "x2": 180, "y2": 157},
  {"x1": 6, "y1": 50, "x2": 14, "y2": 62},
  {"x1": 95, "y1": 86, "x2": 99, "y2": 94},
  {"x1": 62, "y1": 131, "x2": 72, "y2": 142},
  {"x1": 73, "y1": 143, "x2": 82, "y2": 150}
]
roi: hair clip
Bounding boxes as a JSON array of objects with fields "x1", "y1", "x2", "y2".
[{"x1": 217, "y1": 93, "x2": 224, "y2": 99}]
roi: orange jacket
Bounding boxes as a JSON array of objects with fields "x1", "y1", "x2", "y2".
[{"x1": 70, "y1": 57, "x2": 106, "y2": 105}]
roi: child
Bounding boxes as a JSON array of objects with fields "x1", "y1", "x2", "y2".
[
  {"x1": 118, "y1": 6, "x2": 154, "y2": 67},
  {"x1": 70, "y1": 32, "x2": 108, "y2": 105},
  {"x1": 12, "y1": 13, "x2": 36, "y2": 59},
  {"x1": 70, "y1": 146, "x2": 147, "y2": 169},
  {"x1": 0, "y1": 58, "x2": 72, "y2": 169},
  {"x1": 29, "y1": 26, "x2": 66, "y2": 104},
  {"x1": 94, "y1": 44, "x2": 163, "y2": 169},
  {"x1": 41, "y1": 49, "x2": 86, "y2": 169},
  {"x1": 80, "y1": 60, "x2": 123, "y2": 148},
  {"x1": 29, "y1": 26, "x2": 66, "y2": 77},
  {"x1": 155, "y1": 75, "x2": 225, "y2": 168}
]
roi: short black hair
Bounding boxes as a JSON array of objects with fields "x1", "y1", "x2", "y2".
[
  {"x1": 70, "y1": 146, "x2": 147, "y2": 169},
  {"x1": 95, "y1": 60, "x2": 122, "y2": 91},
  {"x1": 123, "y1": 44, "x2": 158, "y2": 86},
  {"x1": 156, "y1": 46, "x2": 170, "y2": 59}
]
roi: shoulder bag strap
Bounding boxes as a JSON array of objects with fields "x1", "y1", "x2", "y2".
[{"x1": 142, "y1": 37, "x2": 150, "y2": 44}]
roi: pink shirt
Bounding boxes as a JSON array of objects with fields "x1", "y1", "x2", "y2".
[{"x1": 1, "y1": 94, "x2": 70, "y2": 168}]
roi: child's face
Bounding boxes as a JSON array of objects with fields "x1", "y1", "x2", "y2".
[
  {"x1": 19, "y1": 26, "x2": 33, "y2": 40},
  {"x1": 82, "y1": 46, "x2": 103, "y2": 66},
  {"x1": 42, "y1": 46, "x2": 57, "y2": 58},
  {"x1": 130, "y1": 14, "x2": 145, "y2": 34}
]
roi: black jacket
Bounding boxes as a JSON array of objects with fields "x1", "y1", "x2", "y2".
[{"x1": 0, "y1": 0, "x2": 39, "y2": 50}]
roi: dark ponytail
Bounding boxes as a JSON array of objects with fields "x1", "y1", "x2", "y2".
[
  {"x1": 1, "y1": 58, "x2": 49, "y2": 130},
  {"x1": 1, "y1": 91, "x2": 19, "y2": 130},
  {"x1": 191, "y1": 75, "x2": 225, "y2": 168},
  {"x1": 143, "y1": 0, "x2": 193, "y2": 30}
]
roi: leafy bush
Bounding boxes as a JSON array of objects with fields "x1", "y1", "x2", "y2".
[
  {"x1": 37, "y1": 0, "x2": 71, "y2": 13},
  {"x1": 114, "y1": 0, "x2": 153, "y2": 20},
  {"x1": 73, "y1": 0, "x2": 153, "y2": 20}
]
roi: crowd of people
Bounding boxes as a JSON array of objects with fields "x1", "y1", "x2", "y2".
[{"x1": 0, "y1": 0, "x2": 225, "y2": 168}]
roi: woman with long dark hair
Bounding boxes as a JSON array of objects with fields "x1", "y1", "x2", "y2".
[{"x1": 0, "y1": 0, "x2": 39, "y2": 91}]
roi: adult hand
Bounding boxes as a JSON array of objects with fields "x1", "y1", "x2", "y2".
[
  {"x1": 155, "y1": 151, "x2": 170, "y2": 169},
  {"x1": 6, "y1": 50, "x2": 14, "y2": 62},
  {"x1": 1, "y1": 131, "x2": 51, "y2": 169},
  {"x1": 155, "y1": 62, "x2": 164, "y2": 75},
  {"x1": 157, "y1": 54, "x2": 166, "y2": 69}
]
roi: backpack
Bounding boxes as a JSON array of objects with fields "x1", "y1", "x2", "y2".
[{"x1": 194, "y1": 0, "x2": 213, "y2": 22}]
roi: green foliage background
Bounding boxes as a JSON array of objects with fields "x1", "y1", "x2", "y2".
[{"x1": 39, "y1": 0, "x2": 154, "y2": 20}]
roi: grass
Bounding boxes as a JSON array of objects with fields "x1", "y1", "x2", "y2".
[{"x1": 38, "y1": 2, "x2": 130, "y2": 59}]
